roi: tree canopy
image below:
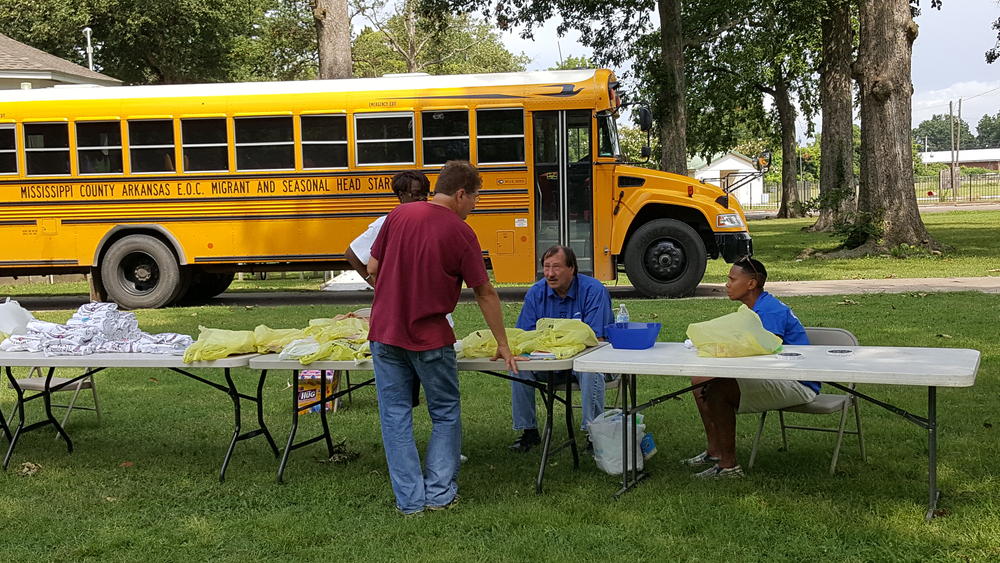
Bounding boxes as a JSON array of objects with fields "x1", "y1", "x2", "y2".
[{"x1": 912, "y1": 114, "x2": 978, "y2": 152}]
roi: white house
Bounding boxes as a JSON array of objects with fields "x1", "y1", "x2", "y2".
[
  {"x1": 0, "y1": 32, "x2": 120, "y2": 89},
  {"x1": 919, "y1": 148, "x2": 1000, "y2": 171},
  {"x1": 687, "y1": 152, "x2": 768, "y2": 206}
]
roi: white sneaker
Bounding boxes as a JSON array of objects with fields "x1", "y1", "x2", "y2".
[{"x1": 459, "y1": 454, "x2": 468, "y2": 464}]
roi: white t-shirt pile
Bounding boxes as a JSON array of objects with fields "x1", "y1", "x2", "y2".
[{"x1": 0, "y1": 302, "x2": 192, "y2": 356}]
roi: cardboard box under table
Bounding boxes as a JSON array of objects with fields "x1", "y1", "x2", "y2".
[
  {"x1": 573, "y1": 342, "x2": 981, "y2": 521},
  {"x1": 0, "y1": 352, "x2": 273, "y2": 482},
  {"x1": 249, "y1": 348, "x2": 602, "y2": 491}
]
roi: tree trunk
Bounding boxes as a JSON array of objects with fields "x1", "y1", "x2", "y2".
[
  {"x1": 314, "y1": 0, "x2": 352, "y2": 79},
  {"x1": 773, "y1": 63, "x2": 803, "y2": 219},
  {"x1": 657, "y1": 0, "x2": 688, "y2": 174},
  {"x1": 811, "y1": 0, "x2": 855, "y2": 232},
  {"x1": 855, "y1": 0, "x2": 935, "y2": 249}
]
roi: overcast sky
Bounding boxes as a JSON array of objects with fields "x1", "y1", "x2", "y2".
[{"x1": 499, "y1": 1, "x2": 1000, "y2": 137}]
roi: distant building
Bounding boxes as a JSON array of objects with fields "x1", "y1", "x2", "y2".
[
  {"x1": 687, "y1": 151, "x2": 768, "y2": 206},
  {"x1": 0, "y1": 32, "x2": 121, "y2": 89},
  {"x1": 920, "y1": 148, "x2": 1000, "y2": 171}
]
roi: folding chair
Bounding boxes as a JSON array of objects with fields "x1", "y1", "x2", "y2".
[
  {"x1": 9, "y1": 366, "x2": 102, "y2": 433},
  {"x1": 747, "y1": 327, "x2": 867, "y2": 474}
]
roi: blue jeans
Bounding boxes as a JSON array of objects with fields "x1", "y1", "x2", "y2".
[
  {"x1": 372, "y1": 341, "x2": 461, "y2": 514},
  {"x1": 511, "y1": 370, "x2": 605, "y2": 431}
]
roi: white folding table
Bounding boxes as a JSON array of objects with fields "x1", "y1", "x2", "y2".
[
  {"x1": 0, "y1": 352, "x2": 272, "y2": 482},
  {"x1": 574, "y1": 342, "x2": 981, "y2": 520},
  {"x1": 249, "y1": 350, "x2": 598, "y2": 491}
]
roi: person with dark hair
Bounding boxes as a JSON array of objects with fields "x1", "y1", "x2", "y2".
[
  {"x1": 367, "y1": 161, "x2": 518, "y2": 515},
  {"x1": 508, "y1": 245, "x2": 613, "y2": 453},
  {"x1": 345, "y1": 170, "x2": 431, "y2": 286},
  {"x1": 682, "y1": 256, "x2": 817, "y2": 478}
]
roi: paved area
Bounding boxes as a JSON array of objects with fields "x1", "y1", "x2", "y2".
[{"x1": 12, "y1": 277, "x2": 999, "y2": 311}]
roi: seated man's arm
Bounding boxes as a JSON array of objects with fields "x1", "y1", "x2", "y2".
[{"x1": 582, "y1": 284, "x2": 614, "y2": 341}]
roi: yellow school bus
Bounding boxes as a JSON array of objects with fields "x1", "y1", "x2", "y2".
[{"x1": 0, "y1": 69, "x2": 751, "y2": 308}]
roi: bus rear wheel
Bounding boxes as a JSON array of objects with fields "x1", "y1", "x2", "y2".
[
  {"x1": 624, "y1": 219, "x2": 707, "y2": 298},
  {"x1": 100, "y1": 234, "x2": 184, "y2": 309}
]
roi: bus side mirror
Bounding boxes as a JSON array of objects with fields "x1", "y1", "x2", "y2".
[
  {"x1": 755, "y1": 151, "x2": 772, "y2": 171},
  {"x1": 638, "y1": 107, "x2": 653, "y2": 132},
  {"x1": 641, "y1": 146, "x2": 651, "y2": 158}
]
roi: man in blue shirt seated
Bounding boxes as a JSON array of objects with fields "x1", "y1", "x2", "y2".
[
  {"x1": 682, "y1": 257, "x2": 819, "y2": 478},
  {"x1": 509, "y1": 245, "x2": 613, "y2": 452}
]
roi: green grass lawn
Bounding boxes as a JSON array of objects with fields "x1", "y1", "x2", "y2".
[
  {"x1": 1, "y1": 293, "x2": 998, "y2": 560},
  {"x1": 2, "y1": 210, "x2": 997, "y2": 300}
]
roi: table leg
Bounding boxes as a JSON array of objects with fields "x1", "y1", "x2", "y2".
[
  {"x1": 319, "y1": 370, "x2": 335, "y2": 457},
  {"x1": 565, "y1": 378, "x2": 579, "y2": 469},
  {"x1": 0, "y1": 398, "x2": 9, "y2": 443},
  {"x1": 256, "y1": 370, "x2": 279, "y2": 457},
  {"x1": 42, "y1": 367, "x2": 73, "y2": 453},
  {"x1": 926, "y1": 386, "x2": 940, "y2": 521},
  {"x1": 535, "y1": 386, "x2": 556, "y2": 494},
  {"x1": 3, "y1": 367, "x2": 26, "y2": 470},
  {"x1": 277, "y1": 369, "x2": 301, "y2": 483},
  {"x1": 614, "y1": 374, "x2": 648, "y2": 498}
]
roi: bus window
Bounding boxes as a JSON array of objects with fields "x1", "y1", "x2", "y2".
[
  {"x1": 235, "y1": 116, "x2": 294, "y2": 171},
  {"x1": 422, "y1": 110, "x2": 469, "y2": 166},
  {"x1": 77, "y1": 121, "x2": 123, "y2": 175},
  {"x1": 24, "y1": 123, "x2": 70, "y2": 176},
  {"x1": 0, "y1": 125, "x2": 15, "y2": 174},
  {"x1": 128, "y1": 120, "x2": 175, "y2": 173},
  {"x1": 597, "y1": 113, "x2": 620, "y2": 158},
  {"x1": 477, "y1": 109, "x2": 524, "y2": 164},
  {"x1": 182, "y1": 118, "x2": 228, "y2": 172},
  {"x1": 355, "y1": 112, "x2": 414, "y2": 166},
  {"x1": 301, "y1": 115, "x2": 348, "y2": 169}
]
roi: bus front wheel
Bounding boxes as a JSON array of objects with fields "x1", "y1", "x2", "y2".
[
  {"x1": 624, "y1": 219, "x2": 707, "y2": 298},
  {"x1": 100, "y1": 234, "x2": 184, "y2": 309}
]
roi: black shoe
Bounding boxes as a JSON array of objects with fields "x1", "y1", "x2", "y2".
[{"x1": 508, "y1": 429, "x2": 541, "y2": 453}]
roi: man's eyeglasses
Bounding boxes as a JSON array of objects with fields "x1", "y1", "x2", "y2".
[
  {"x1": 464, "y1": 189, "x2": 480, "y2": 202},
  {"x1": 737, "y1": 255, "x2": 757, "y2": 276}
]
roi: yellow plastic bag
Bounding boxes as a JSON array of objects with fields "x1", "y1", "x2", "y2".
[
  {"x1": 457, "y1": 329, "x2": 498, "y2": 358},
  {"x1": 686, "y1": 305, "x2": 783, "y2": 358},
  {"x1": 533, "y1": 318, "x2": 598, "y2": 358},
  {"x1": 253, "y1": 325, "x2": 307, "y2": 353},
  {"x1": 509, "y1": 329, "x2": 540, "y2": 355},
  {"x1": 183, "y1": 326, "x2": 256, "y2": 362},
  {"x1": 305, "y1": 317, "x2": 369, "y2": 343},
  {"x1": 300, "y1": 340, "x2": 356, "y2": 364}
]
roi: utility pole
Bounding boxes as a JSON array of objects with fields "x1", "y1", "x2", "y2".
[
  {"x1": 949, "y1": 101, "x2": 956, "y2": 198},
  {"x1": 82, "y1": 27, "x2": 94, "y2": 71},
  {"x1": 957, "y1": 98, "x2": 964, "y2": 201}
]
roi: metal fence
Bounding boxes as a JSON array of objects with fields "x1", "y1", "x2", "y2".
[{"x1": 746, "y1": 174, "x2": 1000, "y2": 211}]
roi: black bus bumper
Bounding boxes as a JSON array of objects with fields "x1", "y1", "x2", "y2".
[{"x1": 715, "y1": 232, "x2": 753, "y2": 263}]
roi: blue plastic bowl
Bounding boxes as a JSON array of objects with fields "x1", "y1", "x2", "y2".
[{"x1": 605, "y1": 322, "x2": 662, "y2": 350}]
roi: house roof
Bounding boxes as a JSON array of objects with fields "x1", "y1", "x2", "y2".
[
  {"x1": 687, "y1": 151, "x2": 754, "y2": 171},
  {"x1": 0, "y1": 32, "x2": 121, "y2": 86},
  {"x1": 920, "y1": 148, "x2": 1000, "y2": 164}
]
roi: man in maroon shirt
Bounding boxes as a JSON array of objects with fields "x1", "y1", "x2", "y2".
[{"x1": 368, "y1": 160, "x2": 518, "y2": 515}]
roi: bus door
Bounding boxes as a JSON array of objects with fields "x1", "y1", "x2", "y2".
[{"x1": 532, "y1": 110, "x2": 594, "y2": 276}]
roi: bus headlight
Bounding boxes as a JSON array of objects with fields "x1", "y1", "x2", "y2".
[{"x1": 716, "y1": 214, "x2": 744, "y2": 228}]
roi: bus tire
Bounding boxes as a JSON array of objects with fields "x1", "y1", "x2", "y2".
[
  {"x1": 100, "y1": 234, "x2": 184, "y2": 309},
  {"x1": 623, "y1": 219, "x2": 707, "y2": 298},
  {"x1": 181, "y1": 271, "x2": 235, "y2": 303}
]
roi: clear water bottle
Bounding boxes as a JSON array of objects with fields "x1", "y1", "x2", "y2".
[{"x1": 615, "y1": 303, "x2": 630, "y2": 328}]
